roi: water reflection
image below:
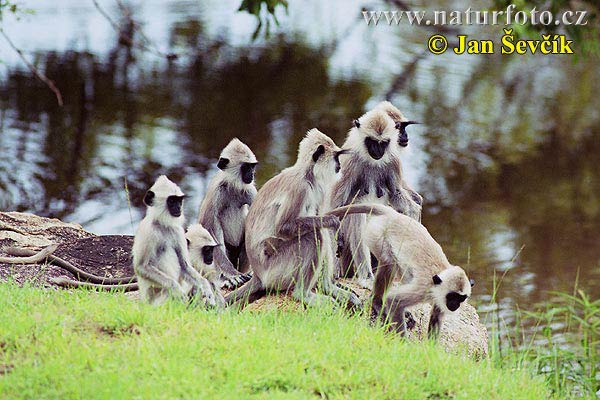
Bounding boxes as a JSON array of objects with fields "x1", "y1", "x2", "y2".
[{"x1": 0, "y1": 0, "x2": 598, "y2": 341}]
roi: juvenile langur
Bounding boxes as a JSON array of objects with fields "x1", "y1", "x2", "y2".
[
  {"x1": 374, "y1": 101, "x2": 423, "y2": 206},
  {"x1": 330, "y1": 109, "x2": 421, "y2": 286},
  {"x1": 197, "y1": 138, "x2": 257, "y2": 288},
  {"x1": 328, "y1": 204, "x2": 474, "y2": 338},
  {"x1": 186, "y1": 223, "x2": 226, "y2": 308},
  {"x1": 133, "y1": 175, "x2": 218, "y2": 307},
  {"x1": 225, "y1": 129, "x2": 360, "y2": 308}
]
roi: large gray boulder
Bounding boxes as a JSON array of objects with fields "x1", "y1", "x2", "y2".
[{"x1": 0, "y1": 211, "x2": 488, "y2": 358}]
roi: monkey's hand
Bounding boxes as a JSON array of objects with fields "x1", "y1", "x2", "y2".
[{"x1": 169, "y1": 281, "x2": 188, "y2": 301}]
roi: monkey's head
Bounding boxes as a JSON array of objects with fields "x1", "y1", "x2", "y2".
[
  {"x1": 374, "y1": 101, "x2": 419, "y2": 148},
  {"x1": 143, "y1": 175, "x2": 186, "y2": 225},
  {"x1": 217, "y1": 138, "x2": 258, "y2": 186},
  {"x1": 186, "y1": 224, "x2": 218, "y2": 266},
  {"x1": 348, "y1": 110, "x2": 398, "y2": 162},
  {"x1": 431, "y1": 266, "x2": 474, "y2": 312},
  {"x1": 297, "y1": 128, "x2": 347, "y2": 182}
]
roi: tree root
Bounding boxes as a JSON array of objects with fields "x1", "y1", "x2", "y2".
[
  {"x1": 50, "y1": 277, "x2": 139, "y2": 292},
  {"x1": 3, "y1": 246, "x2": 137, "y2": 285}
]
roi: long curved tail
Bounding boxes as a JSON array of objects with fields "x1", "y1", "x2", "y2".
[
  {"x1": 224, "y1": 275, "x2": 265, "y2": 307},
  {"x1": 326, "y1": 204, "x2": 391, "y2": 219}
]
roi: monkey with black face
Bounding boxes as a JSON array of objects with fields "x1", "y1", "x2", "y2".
[
  {"x1": 133, "y1": 175, "x2": 218, "y2": 307},
  {"x1": 328, "y1": 204, "x2": 474, "y2": 337},
  {"x1": 330, "y1": 108, "x2": 422, "y2": 287},
  {"x1": 226, "y1": 129, "x2": 360, "y2": 308},
  {"x1": 197, "y1": 138, "x2": 257, "y2": 289},
  {"x1": 374, "y1": 101, "x2": 423, "y2": 206},
  {"x1": 186, "y1": 223, "x2": 226, "y2": 308}
]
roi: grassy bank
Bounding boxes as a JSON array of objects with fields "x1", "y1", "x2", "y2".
[
  {"x1": 0, "y1": 283, "x2": 550, "y2": 399},
  {"x1": 489, "y1": 290, "x2": 599, "y2": 399}
]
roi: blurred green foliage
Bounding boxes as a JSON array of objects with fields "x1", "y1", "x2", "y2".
[
  {"x1": 492, "y1": 0, "x2": 599, "y2": 56},
  {"x1": 238, "y1": 0, "x2": 289, "y2": 39}
]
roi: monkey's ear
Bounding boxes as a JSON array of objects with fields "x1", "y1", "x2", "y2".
[
  {"x1": 469, "y1": 278, "x2": 475, "y2": 287},
  {"x1": 312, "y1": 145, "x2": 325, "y2": 162},
  {"x1": 353, "y1": 119, "x2": 361, "y2": 128},
  {"x1": 432, "y1": 275, "x2": 442, "y2": 285},
  {"x1": 143, "y1": 190, "x2": 155, "y2": 206},
  {"x1": 217, "y1": 157, "x2": 230, "y2": 170}
]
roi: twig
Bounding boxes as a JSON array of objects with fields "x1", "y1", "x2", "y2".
[
  {"x1": 50, "y1": 277, "x2": 139, "y2": 292},
  {"x1": 92, "y1": 0, "x2": 177, "y2": 60},
  {"x1": 0, "y1": 28, "x2": 64, "y2": 106},
  {"x1": 5, "y1": 247, "x2": 137, "y2": 284},
  {"x1": 0, "y1": 244, "x2": 59, "y2": 264}
]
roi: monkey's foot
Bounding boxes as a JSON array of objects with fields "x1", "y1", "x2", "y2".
[
  {"x1": 356, "y1": 277, "x2": 374, "y2": 290},
  {"x1": 220, "y1": 273, "x2": 252, "y2": 289}
]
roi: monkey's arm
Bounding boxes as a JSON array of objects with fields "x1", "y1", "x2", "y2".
[
  {"x1": 276, "y1": 190, "x2": 339, "y2": 239},
  {"x1": 400, "y1": 178, "x2": 423, "y2": 206},
  {"x1": 385, "y1": 175, "x2": 421, "y2": 220},
  {"x1": 135, "y1": 264, "x2": 186, "y2": 296},
  {"x1": 200, "y1": 205, "x2": 245, "y2": 278}
]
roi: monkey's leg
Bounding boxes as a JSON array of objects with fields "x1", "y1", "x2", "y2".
[
  {"x1": 371, "y1": 262, "x2": 395, "y2": 320},
  {"x1": 427, "y1": 304, "x2": 444, "y2": 339},
  {"x1": 381, "y1": 285, "x2": 422, "y2": 335},
  {"x1": 347, "y1": 215, "x2": 373, "y2": 288},
  {"x1": 224, "y1": 275, "x2": 265, "y2": 307},
  {"x1": 318, "y1": 231, "x2": 362, "y2": 310},
  {"x1": 236, "y1": 242, "x2": 251, "y2": 275},
  {"x1": 291, "y1": 235, "x2": 336, "y2": 308},
  {"x1": 214, "y1": 245, "x2": 250, "y2": 289},
  {"x1": 135, "y1": 266, "x2": 187, "y2": 301}
]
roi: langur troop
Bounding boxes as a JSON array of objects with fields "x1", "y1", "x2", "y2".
[{"x1": 132, "y1": 101, "x2": 474, "y2": 338}]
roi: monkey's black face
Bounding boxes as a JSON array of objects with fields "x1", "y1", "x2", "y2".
[
  {"x1": 396, "y1": 121, "x2": 419, "y2": 148},
  {"x1": 201, "y1": 245, "x2": 215, "y2": 265},
  {"x1": 445, "y1": 291, "x2": 468, "y2": 312},
  {"x1": 334, "y1": 153, "x2": 341, "y2": 173},
  {"x1": 240, "y1": 162, "x2": 257, "y2": 184},
  {"x1": 364, "y1": 137, "x2": 390, "y2": 160},
  {"x1": 398, "y1": 130, "x2": 409, "y2": 147},
  {"x1": 166, "y1": 195, "x2": 184, "y2": 217}
]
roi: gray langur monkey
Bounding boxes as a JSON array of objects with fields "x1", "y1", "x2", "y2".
[
  {"x1": 225, "y1": 129, "x2": 361, "y2": 308},
  {"x1": 197, "y1": 138, "x2": 257, "y2": 289},
  {"x1": 374, "y1": 101, "x2": 423, "y2": 206},
  {"x1": 133, "y1": 175, "x2": 218, "y2": 307},
  {"x1": 185, "y1": 224, "x2": 226, "y2": 308},
  {"x1": 328, "y1": 204, "x2": 474, "y2": 338},
  {"x1": 329, "y1": 107, "x2": 422, "y2": 287}
]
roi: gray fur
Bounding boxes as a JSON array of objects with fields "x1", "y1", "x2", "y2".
[
  {"x1": 330, "y1": 109, "x2": 422, "y2": 286},
  {"x1": 327, "y1": 204, "x2": 472, "y2": 338},
  {"x1": 133, "y1": 175, "x2": 218, "y2": 307},
  {"x1": 225, "y1": 129, "x2": 361, "y2": 309},
  {"x1": 197, "y1": 139, "x2": 257, "y2": 288}
]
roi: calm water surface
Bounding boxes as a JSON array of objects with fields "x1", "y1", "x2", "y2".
[{"x1": 1, "y1": 0, "x2": 599, "y2": 342}]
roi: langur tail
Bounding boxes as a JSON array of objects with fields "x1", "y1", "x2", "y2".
[{"x1": 326, "y1": 204, "x2": 389, "y2": 219}]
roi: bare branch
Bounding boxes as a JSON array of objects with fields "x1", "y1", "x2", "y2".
[{"x1": 0, "y1": 28, "x2": 64, "y2": 106}]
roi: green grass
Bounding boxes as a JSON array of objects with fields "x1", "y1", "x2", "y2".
[
  {"x1": 489, "y1": 290, "x2": 599, "y2": 399},
  {"x1": 0, "y1": 283, "x2": 550, "y2": 399}
]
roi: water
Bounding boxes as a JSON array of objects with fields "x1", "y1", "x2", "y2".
[{"x1": 1, "y1": 0, "x2": 599, "y2": 341}]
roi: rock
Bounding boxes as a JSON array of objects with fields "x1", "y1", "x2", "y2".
[{"x1": 0, "y1": 212, "x2": 488, "y2": 357}]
